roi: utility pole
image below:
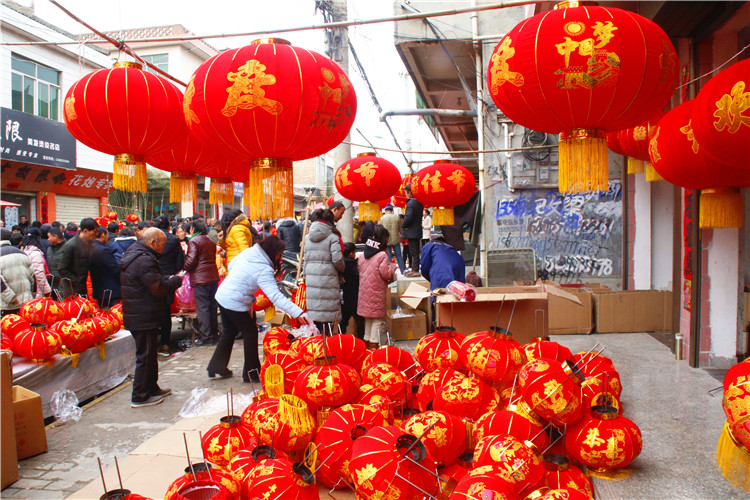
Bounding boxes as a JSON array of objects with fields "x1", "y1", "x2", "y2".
[{"x1": 317, "y1": 0, "x2": 353, "y2": 242}]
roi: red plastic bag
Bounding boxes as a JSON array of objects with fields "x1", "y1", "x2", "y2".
[
  {"x1": 446, "y1": 281, "x2": 476, "y2": 302},
  {"x1": 174, "y1": 273, "x2": 196, "y2": 311}
]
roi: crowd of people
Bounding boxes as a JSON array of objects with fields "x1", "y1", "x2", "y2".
[{"x1": 0, "y1": 184, "x2": 465, "y2": 408}]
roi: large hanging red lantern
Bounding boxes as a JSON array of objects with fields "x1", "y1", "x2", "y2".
[
  {"x1": 64, "y1": 61, "x2": 185, "y2": 192},
  {"x1": 20, "y1": 298, "x2": 65, "y2": 325},
  {"x1": 488, "y1": 2, "x2": 678, "y2": 193},
  {"x1": 13, "y1": 324, "x2": 62, "y2": 362},
  {"x1": 649, "y1": 100, "x2": 750, "y2": 228},
  {"x1": 335, "y1": 153, "x2": 401, "y2": 222},
  {"x1": 518, "y1": 359, "x2": 583, "y2": 426},
  {"x1": 460, "y1": 327, "x2": 526, "y2": 388},
  {"x1": 404, "y1": 410, "x2": 466, "y2": 466},
  {"x1": 411, "y1": 160, "x2": 475, "y2": 225},
  {"x1": 414, "y1": 326, "x2": 465, "y2": 373},
  {"x1": 691, "y1": 58, "x2": 750, "y2": 170},
  {"x1": 201, "y1": 415, "x2": 255, "y2": 468},
  {"x1": 185, "y1": 38, "x2": 357, "y2": 219}
]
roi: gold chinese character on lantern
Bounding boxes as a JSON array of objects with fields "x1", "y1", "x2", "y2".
[
  {"x1": 633, "y1": 126, "x2": 647, "y2": 141},
  {"x1": 336, "y1": 164, "x2": 353, "y2": 187},
  {"x1": 447, "y1": 169, "x2": 466, "y2": 194},
  {"x1": 184, "y1": 75, "x2": 200, "y2": 124},
  {"x1": 713, "y1": 81, "x2": 750, "y2": 133},
  {"x1": 489, "y1": 38, "x2": 524, "y2": 92},
  {"x1": 679, "y1": 120, "x2": 700, "y2": 154},
  {"x1": 354, "y1": 161, "x2": 378, "y2": 186},
  {"x1": 222, "y1": 60, "x2": 282, "y2": 117},
  {"x1": 313, "y1": 68, "x2": 352, "y2": 129},
  {"x1": 421, "y1": 171, "x2": 444, "y2": 194}
]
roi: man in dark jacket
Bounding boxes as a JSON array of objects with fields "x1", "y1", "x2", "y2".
[
  {"x1": 182, "y1": 220, "x2": 219, "y2": 348},
  {"x1": 120, "y1": 228, "x2": 182, "y2": 408},
  {"x1": 57, "y1": 217, "x2": 97, "y2": 297},
  {"x1": 401, "y1": 184, "x2": 424, "y2": 275},
  {"x1": 154, "y1": 216, "x2": 184, "y2": 351},
  {"x1": 276, "y1": 218, "x2": 301, "y2": 256},
  {"x1": 106, "y1": 222, "x2": 119, "y2": 245},
  {"x1": 90, "y1": 226, "x2": 121, "y2": 306},
  {"x1": 46, "y1": 227, "x2": 66, "y2": 294}
]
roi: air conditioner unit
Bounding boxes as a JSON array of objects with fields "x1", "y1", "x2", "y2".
[{"x1": 486, "y1": 248, "x2": 538, "y2": 286}]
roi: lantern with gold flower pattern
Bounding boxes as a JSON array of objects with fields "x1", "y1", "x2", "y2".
[
  {"x1": 541, "y1": 454, "x2": 594, "y2": 498},
  {"x1": 263, "y1": 327, "x2": 294, "y2": 357},
  {"x1": 433, "y1": 375, "x2": 500, "y2": 422},
  {"x1": 617, "y1": 112, "x2": 664, "y2": 178},
  {"x1": 414, "y1": 326, "x2": 465, "y2": 373},
  {"x1": 242, "y1": 395, "x2": 316, "y2": 454},
  {"x1": 226, "y1": 444, "x2": 286, "y2": 486},
  {"x1": 20, "y1": 298, "x2": 65, "y2": 325},
  {"x1": 60, "y1": 296, "x2": 92, "y2": 321},
  {"x1": 411, "y1": 160, "x2": 475, "y2": 226},
  {"x1": 416, "y1": 367, "x2": 466, "y2": 412},
  {"x1": 243, "y1": 458, "x2": 318, "y2": 500},
  {"x1": 451, "y1": 466, "x2": 517, "y2": 499},
  {"x1": 201, "y1": 414, "x2": 255, "y2": 468},
  {"x1": 537, "y1": 486, "x2": 594, "y2": 500},
  {"x1": 335, "y1": 153, "x2": 401, "y2": 222},
  {"x1": 473, "y1": 434, "x2": 545, "y2": 493},
  {"x1": 518, "y1": 359, "x2": 583, "y2": 426},
  {"x1": 13, "y1": 324, "x2": 62, "y2": 362},
  {"x1": 164, "y1": 463, "x2": 240, "y2": 500},
  {"x1": 352, "y1": 384, "x2": 393, "y2": 423},
  {"x1": 294, "y1": 356, "x2": 360, "y2": 424},
  {"x1": 50, "y1": 319, "x2": 92, "y2": 354},
  {"x1": 404, "y1": 410, "x2": 466, "y2": 466},
  {"x1": 474, "y1": 404, "x2": 549, "y2": 451},
  {"x1": 460, "y1": 327, "x2": 526, "y2": 388},
  {"x1": 0, "y1": 314, "x2": 29, "y2": 341},
  {"x1": 523, "y1": 338, "x2": 572, "y2": 365},
  {"x1": 361, "y1": 362, "x2": 410, "y2": 408}
]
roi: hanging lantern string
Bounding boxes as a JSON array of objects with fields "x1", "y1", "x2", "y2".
[
  {"x1": 114, "y1": 456, "x2": 124, "y2": 491},
  {"x1": 197, "y1": 431, "x2": 214, "y2": 482},
  {"x1": 182, "y1": 432, "x2": 197, "y2": 482},
  {"x1": 97, "y1": 457, "x2": 108, "y2": 496}
]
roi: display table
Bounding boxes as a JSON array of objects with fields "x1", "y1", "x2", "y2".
[{"x1": 11, "y1": 330, "x2": 135, "y2": 418}]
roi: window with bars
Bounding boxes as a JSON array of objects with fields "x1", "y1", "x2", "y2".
[
  {"x1": 141, "y1": 53, "x2": 169, "y2": 74},
  {"x1": 11, "y1": 53, "x2": 61, "y2": 120}
]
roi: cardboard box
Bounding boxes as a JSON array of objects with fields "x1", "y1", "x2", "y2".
[
  {"x1": 386, "y1": 308, "x2": 427, "y2": 341},
  {"x1": 12, "y1": 386, "x2": 47, "y2": 460},
  {"x1": 1, "y1": 351, "x2": 18, "y2": 489},
  {"x1": 549, "y1": 289, "x2": 594, "y2": 335},
  {"x1": 594, "y1": 290, "x2": 673, "y2": 333},
  {"x1": 269, "y1": 310, "x2": 289, "y2": 326},
  {"x1": 434, "y1": 285, "x2": 582, "y2": 344},
  {"x1": 398, "y1": 282, "x2": 433, "y2": 330},
  {"x1": 397, "y1": 277, "x2": 430, "y2": 297}
]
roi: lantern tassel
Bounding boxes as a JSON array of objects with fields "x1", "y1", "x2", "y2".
[
  {"x1": 645, "y1": 162, "x2": 663, "y2": 182},
  {"x1": 265, "y1": 364, "x2": 285, "y2": 398},
  {"x1": 359, "y1": 201, "x2": 383, "y2": 222},
  {"x1": 209, "y1": 177, "x2": 234, "y2": 205},
  {"x1": 248, "y1": 158, "x2": 294, "y2": 220},
  {"x1": 113, "y1": 154, "x2": 147, "y2": 193},
  {"x1": 558, "y1": 130, "x2": 608, "y2": 193},
  {"x1": 170, "y1": 172, "x2": 197, "y2": 203},
  {"x1": 717, "y1": 421, "x2": 750, "y2": 492},
  {"x1": 432, "y1": 207, "x2": 454, "y2": 226},
  {"x1": 627, "y1": 158, "x2": 644, "y2": 175},
  {"x1": 279, "y1": 394, "x2": 315, "y2": 438},
  {"x1": 700, "y1": 188, "x2": 743, "y2": 228},
  {"x1": 585, "y1": 466, "x2": 632, "y2": 481}
]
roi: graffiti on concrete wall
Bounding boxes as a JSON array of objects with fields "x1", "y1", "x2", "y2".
[{"x1": 493, "y1": 181, "x2": 623, "y2": 285}]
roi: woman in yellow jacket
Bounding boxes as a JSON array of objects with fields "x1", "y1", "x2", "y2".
[{"x1": 218, "y1": 209, "x2": 258, "y2": 273}]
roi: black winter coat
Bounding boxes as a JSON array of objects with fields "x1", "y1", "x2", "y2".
[
  {"x1": 57, "y1": 235, "x2": 92, "y2": 297},
  {"x1": 90, "y1": 240, "x2": 121, "y2": 303},
  {"x1": 158, "y1": 230, "x2": 185, "y2": 275},
  {"x1": 119, "y1": 241, "x2": 182, "y2": 332},
  {"x1": 402, "y1": 197, "x2": 424, "y2": 239},
  {"x1": 277, "y1": 220, "x2": 301, "y2": 254}
]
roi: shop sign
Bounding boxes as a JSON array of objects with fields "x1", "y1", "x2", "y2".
[
  {"x1": 1, "y1": 162, "x2": 112, "y2": 198},
  {"x1": 1, "y1": 107, "x2": 76, "y2": 170}
]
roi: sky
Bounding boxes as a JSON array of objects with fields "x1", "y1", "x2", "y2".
[{"x1": 26, "y1": 0, "x2": 445, "y2": 172}]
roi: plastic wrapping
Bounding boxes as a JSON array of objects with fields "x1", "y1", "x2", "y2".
[
  {"x1": 174, "y1": 273, "x2": 196, "y2": 311},
  {"x1": 446, "y1": 281, "x2": 477, "y2": 302},
  {"x1": 178, "y1": 387, "x2": 258, "y2": 418},
  {"x1": 50, "y1": 389, "x2": 82, "y2": 422}
]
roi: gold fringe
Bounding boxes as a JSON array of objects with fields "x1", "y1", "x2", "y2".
[
  {"x1": 264, "y1": 306, "x2": 276, "y2": 323},
  {"x1": 98, "y1": 342, "x2": 106, "y2": 359},
  {"x1": 358, "y1": 202, "x2": 382, "y2": 222},
  {"x1": 585, "y1": 467, "x2": 632, "y2": 481},
  {"x1": 558, "y1": 131, "x2": 608, "y2": 194},
  {"x1": 627, "y1": 158, "x2": 644, "y2": 175},
  {"x1": 717, "y1": 422, "x2": 750, "y2": 492},
  {"x1": 645, "y1": 162, "x2": 663, "y2": 182},
  {"x1": 279, "y1": 394, "x2": 315, "y2": 437},
  {"x1": 247, "y1": 158, "x2": 294, "y2": 220},
  {"x1": 209, "y1": 177, "x2": 234, "y2": 205},
  {"x1": 265, "y1": 364, "x2": 285, "y2": 398},
  {"x1": 170, "y1": 172, "x2": 197, "y2": 203},
  {"x1": 432, "y1": 207, "x2": 454, "y2": 226},
  {"x1": 304, "y1": 441, "x2": 318, "y2": 472},
  {"x1": 700, "y1": 189, "x2": 743, "y2": 228},
  {"x1": 113, "y1": 154, "x2": 147, "y2": 193}
]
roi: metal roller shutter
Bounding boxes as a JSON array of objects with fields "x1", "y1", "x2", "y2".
[{"x1": 54, "y1": 195, "x2": 100, "y2": 226}]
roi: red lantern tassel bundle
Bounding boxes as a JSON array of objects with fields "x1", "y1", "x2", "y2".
[
  {"x1": 700, "y1": 188, "x2": 743, "y2": 229},
  {"x1": 558, "y1": 129, "x2": 609, "y2": 193},
  {"x1": 170, "y1": 172, "x2": 197, "y2": 204},
  {"x1": 209, "y1": 177, "x2": 234, "y2": 205},
  {"x1": 247, "y1": 158, "x2": 294, "y2": 220},
  {"x1": 113, "y1": 153, "x2": 147, "y2": 193}
]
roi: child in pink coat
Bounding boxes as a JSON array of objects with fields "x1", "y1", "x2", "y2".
[{"x1": 357, "y1": 226, "x2": 397, "y2": 348}]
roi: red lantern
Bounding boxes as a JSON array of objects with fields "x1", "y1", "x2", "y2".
[
  {"x1": 314, "y1": 403, "x2": 386, "y2": 489},
  {"x1": 165, "y1": 463, "x2": 240, "y2": 500},
  {"x1": 460, "y1": 327, "x2": 526, "y2": 388},
  {"x1": 1, "y1": 334, "x2": 12, "y2": 351},
  {"x1": 19, "y1": 298, "x2": 65, "y2": 325},
  {"x1": 0, "y1": 314, "x2": 30, "y2": 340},
  {"x1": 294, "y1": 356, "x2": 360, "y2": 419},
  {"x1": 391, "y1": 174, "x2": 415, "y2": 209},
  {"x1": 352, "y1": 384, "x2": 393, "y2": 423},
  {"x1": 411, "y1": 160, "x2": 475, "y2": 225},
  {"x1": 416, "y1": 368, "x2": 466, "y2": 412},
  {"x1": 451, "y1": 466, "x2": 517, "y2": 499},
  {"x1": 414, "y1": 326, "x2": 465, "y2": 373},
  {"x1": 362, "y1": 345, "x2": 417, "y2": 379},
  {"x1": 335, "y1": 153, "x2": 401, "y2": 222},
  {"x1": 404, "y1": 410, "x2": 467, "y2": 466},
  {"x1": 438, "y1": 452, "x2": 474, "y2": 485},
  {"x1": 173, "y1": 480, "x2": 233, "y2": 500},
  {"x1": 618, "y1": 112, "x2": 664, "y2": 176},
  {"x1": 433, "y1": 375, "x2": 500, "y2": 422},
  {"x1": 724, "y1": 360, "x2": 750, "y2": 393},
  {"x1": 263, "y1": 327, "x2": 294, "y2": 357},
  {"x1": 691, "y1": 59, "x2": 750, "y2": 170},
  {"x1": 523, "y1": 338, "x2": 572, "y2": 364},
  {"x1": 242, "y1": 395, "x2": 316, "y2": 454},
  {"x1": 126, "y1": 213, "x2": 139, "y2": 223},
  {"x1": 253, "y1": 290, "x2": 273, "y2": 312},
  {"x1": 537, "y1": 487, "x2": 593, "y2": 500},
  {"x1": 488, "y1": 3, "x2": 678, "y2": 193},
  {"x1": 201, "y1": 414, "x2": 255, "y2": 468},
  {"x1": 13, "y1": 324, "x2": 62, "y2": 361},
  {"x1": 60, "y1": 296, "x2": 93, "y2": 321},
  {"x1": 541, "y1": 454, "x2": 594, "y2": 498},
  {"x1": 261, "y1": 351, "x2": 305, "y2": 395},
  {"x1": 225, "y1": 444, "x2": 283, "y2": 484},
  {"x1": 474, "y1": 405, "x2": 548, "y2": 451},
  {"x1": 94, "y1": 216, "x2": 109, "y2": 227},
  {"x1": 650, "y1": 100, "x2": 750, "y2": 228},
  {"x1": 64, "y1": 61, "x2": 185, "y2": 192},
  {"x1": 473, "y1": 434, "x2": 545, "y2": 492},
  {"x1": 324, "y1": 334, "x2": 367, "y2": 370},
  {"x1": 243, "y1": 458, "x2": 318, "y2": 500},
  {"x1": 580, "y1": 369, "x2": 623, "y2": 411},
  {"x1": 295, "y1": 335, "x2": 325, "y2": 366},
  {"x1": 518, "y1": 359, "x2": 583, "y2": 426},
  {"x1": 361, "y1": 362, "x2": 409, "y2": 407},
  {"x1": 565, "y1": 405, "x2": 642, "y2": 472},
  {"x1": 107, "y1": 211, "x2": 118, "y2": 220},
  {"x1": 348, "y1": 426, "x2": 439, "y2": 500},
  {"x1": 606, "y1": 130, "x2": 626, "y2": 157},
  {"x1": 50, "y1": 319, "x2": 93, "y2": 354}
]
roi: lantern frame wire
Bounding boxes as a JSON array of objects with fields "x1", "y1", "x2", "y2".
[
  {"x1": 183, "y1": 432, "x2": 197, "y2": 482},
  {"x1": 197, "y1": 431, "x2": 214, "y2": 482}
]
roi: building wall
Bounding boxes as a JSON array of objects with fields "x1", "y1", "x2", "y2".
[
  {"x1": 632, "y1": 174, "x2": 652, "y2": 289},
  {"x1": 709, "y1": 228, "x2": 740, "y2": 365},
  {"x1": 651, "y1": 180, "x2": 675, "y2": 290}
]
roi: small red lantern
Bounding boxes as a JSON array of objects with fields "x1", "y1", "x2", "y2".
[
  {"x1": 460, "y1": 327, "x2": 526, "y2": 388},
  {"x1": 352, "y1": 384, "x2": 393, "y2": 423},
  {"x1": 433, "y1": 375, "x2": 500, "y2": 422},
  {"x1": 243, "y1": 458, "x2": 318, "y2": 500},
  {"x1": 391, "y1": 174, "x2": 415, "y2": 209},
  {"x1": 523, "y1": 338, "x2": 572, "y2": 364},
  {"x1": 691, "y1": 58, "x2": 750, "y2": 170},
  {"x1": 451, "y1": 466, "x2": 517, "y2": 499},
  {"x1": 361, "y1": 362, "x2": 409, "y2": 407},
  {"x1": 13, "y1": 324, "x2": 62, "y2": 361},
  {"x1": 294, "y1": 335, "x2": 325, "y2": 366},
  {"x1": 314, "y1": 403, "x2": 387, "y2": 489},
  {"x1": 335, "y1": 153, "x2": 401, "y2": 222},
  {"x1": 362, "y1": 345, "x2": 417, "y2": 379},
  {"x1": 565, "y1": 404, "x2": 642, "y2": 472},
  {"x1": 107, "y1": 211, "x2": 118, "y2": 220},
  {"x1": 606, "y1": 130, "x2": 626, "y2": 157},
  {"x1": 411, "y1": 160, "x2": 475, "y2": 225},
  {"x1": 404, "y1": 410, "x2": 466, "y2": 466},
  {"x1": 261, "y1": 351, "x2": 305, "y2": 395},
  {"x1": 262, "y1": 327, "x2": 294, "y2": 357},
  {"x1": 473, "y1": 434, "x2": 545, "y2": 492},
  {"x1": 126, "y1": 213, "x2": 139, "y2": 223},
  {"x1": 294, "y1": 356, "x2": 360, "y2": 420},
  {"x1": 19, "y1": 298, "x2": 65, "y2": 325},
  {"x1": 474, "y1": 405, "x2": 548, "y2": 451},
  {"x1": 165, "y1": 463, "x2": 240, "y2": 500},
  {"x1": 109, "y1": 303, "x2": 123, "y2": 328},
  {"x1": 519, "y1": 359, "x2": 583, "y2": 426},
  {"x1": 414, "y1": 326, "x2": 465, "y2": 373},
  {"x1": 348, "y1": 426, "x2": 439, "y2": 500},
  {"x1": 242, "y1": 395, "x2": 316, "y2": 454},
  {"x1": 60, "y1": 296, "x2": 93, "y2": 321},
  {"x1": 0, "y1": 314, "x2": 30, "y2": 340},
  {"x1": 64, "y1": 61, "x2": 186, "y2": 192},
  {"x1": 324, "y1": 334, "x2": 367, "y2": 370},
  {"x1": 541, "y1": 454, "x2": 594, "y2": 498},
  {"x1": 416, "y1": 367, "x2": 466, "y2": 411},
  {"x1": 487, "y1": 2, "x2": 678, "y2": 193},
  {"x1": 225, "y1": 444, "x2": 284, "y2": 484},
  {"x1": 201, "y1": 414, "x2": 255, "y2": 468},
  {"x1": 650, "y1": 100, "x2": 750, "y2": 228},
  {"x1": 50, "y1": 319, "x2": 93, "y2": 354},
  {"x1": 94, "y1": 216, "x2": 109, "y2": 227}
]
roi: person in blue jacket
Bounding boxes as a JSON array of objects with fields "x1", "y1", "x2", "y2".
[
  {"x1": 206, "y1": 236, "x2": 315, "y2": 382},
  {"x1": 420, "y1": 234, "x2": 466, "y2": 290}
]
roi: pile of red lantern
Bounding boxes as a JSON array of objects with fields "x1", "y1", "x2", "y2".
[
  {"x1": 171, "y1": 326, "x2": 642, "y2": 500},
  {"x1": 718, "y1": 359, "x2": 750, "y2": 492}
]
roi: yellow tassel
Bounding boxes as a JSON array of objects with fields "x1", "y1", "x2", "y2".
[
  {"x1": 247, "y1": 158, "x2": 294, "y2": 220},
  {"x1": 358, "y1": 202, "x2": 382, "y2": 222},
  {"x1": 209, "y1": 177, "x2": 234, "y2": 205},
  {"x1": 303, "y1": 441, "x2": 318, "y2": 471},
  {"x1": 585, "y1": 467, "x2": 632, "y2": 481},
  {"x1": 645, "y1": 162, "x2": 663, "y2": 182},
  {"x1": 264, "y1": 306, "x2": 276, "y2": 323},
  {"x1": 264, "y1": 364, "x2": 285, "y2": 398},
  {"x1": 558, "y1": 130, "x2": 609, "y2": 194},
  {"x1": 465, "y1": 420, "x2": 475, "y2": 451},
  {"x1": 717, "y1": 422, "x2": 750, "y2": 492},
  {"x1": 700, "y1": 188, "x2": 743, "y2": 228},
  {"x1": 98, "y1": 342, "x2": 106, "y2": 359},
  {"x1": 432, "y1": 207, "x2": 454, "y2": 226},
  {"x1": 113, "y1": 154, "x2": 147, "y2": 193},
  {"x1": 170, "y1": 172, "x2": 197, "y2": 203},
  {"x1": 627, "y1": 158, "x2": 644, "y2": 175},
  {"x1": 279, "y1": 394, "x2": 315, "y2": 437}
]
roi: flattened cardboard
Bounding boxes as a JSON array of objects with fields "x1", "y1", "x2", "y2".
[
  {"x1": 594, "y1": 290, "x2": 673, "y2": 333},
  {"x1": 549, "y1": 289, "x2": 593, "y2": 334},
  {"x1": 1, "y1": 351, "x2": 18, "y2": 489},
  {"x1": 387, "y1": 308, "x2": 427, "y2": 341},
  {"x1": 398, "y1": 282, "x2": 433, "y2": 330},
  {"x1": 12, "y1": 385, "x2": 47, "y2": 459}
]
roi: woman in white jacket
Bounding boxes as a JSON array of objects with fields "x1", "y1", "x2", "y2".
[{"x1": 21, "y1": 228, "x2": 51, "y2": 298}]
